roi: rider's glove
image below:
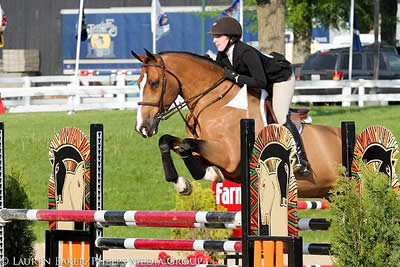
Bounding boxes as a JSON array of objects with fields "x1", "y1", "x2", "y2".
[{"x1": 223, "y1": 68, "x2": 240, "y2": 83}]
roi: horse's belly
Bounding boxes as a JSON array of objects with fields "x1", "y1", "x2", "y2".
[
  {"x1": 297, "y1": 124, "x2": 342, "y2": 198},
  {"x1": 296, "y1": 177, "x2": 334, "y2": 198}
]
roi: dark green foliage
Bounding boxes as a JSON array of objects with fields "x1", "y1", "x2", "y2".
[
  {"x1": 380, "y1": 0, "x2": 398, "y2": 45},
  {"x1": 4, "y1": 166, "x2": 36, "y2": 266},
  {"x1": 328, "y1": 161, "x2": 400, "y2": 266},
  {"x1": 286, "y1": 0, "x2": 313, "y2": 36}
]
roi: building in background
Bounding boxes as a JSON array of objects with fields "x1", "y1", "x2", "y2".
[
  {"x1": 0, "y1": 0, "x2": 230, "y2": 75},
  {"x1": 61, "y1": 6, "x2": 257, "y2": 75},
  {"x1": 1, "y1": 1, "x2": 399, "y2": 75}
]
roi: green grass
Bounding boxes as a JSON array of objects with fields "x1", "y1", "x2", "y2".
[
  {"x1": 2, "y1": 105, "x2": 400, "y2": 243},
  {"x1": 2, "y1": 110, "x2": 191, "y2": 242}
]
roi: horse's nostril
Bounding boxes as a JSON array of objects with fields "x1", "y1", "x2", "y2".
[{"x1": 140, "y1": 126, "x2": 147, "y2": 133}]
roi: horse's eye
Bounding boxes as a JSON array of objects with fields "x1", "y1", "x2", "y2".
[{"x1": 150, "y1": 80, "x2": 159, "y2": 89}]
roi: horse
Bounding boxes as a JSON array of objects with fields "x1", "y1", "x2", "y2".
[{"x1": 131, "y1": 49, "x2": 343, "y2": 198}]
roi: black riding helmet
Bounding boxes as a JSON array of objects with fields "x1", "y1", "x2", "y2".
[{"x1": 208, "y1": 16, "x2": 242, "y2": 43}]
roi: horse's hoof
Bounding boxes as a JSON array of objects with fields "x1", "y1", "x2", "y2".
[
  {"x1": 173, "y1": 177, "x2": 193, "y2": 196},
  {"x1": 294, "y1": 165, "x2": 312, "y2": 176},
  {"x1": 293, "y1": 163, "x2": 302, "y2": 173},
  {"x1": 204, "y1": 166, "x2": 224, "y2": 183},
  {"x1": 299, "y1": 168, "x2": 312, "y2": 176}
]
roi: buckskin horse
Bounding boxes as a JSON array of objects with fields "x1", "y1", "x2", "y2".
[{"x1": 131, "y1": 50, "x2": 342, "y2": 198}]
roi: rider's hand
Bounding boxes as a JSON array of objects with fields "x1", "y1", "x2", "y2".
[{"x1": 223, "y1": 68, "x2": 240, "y2": 83}]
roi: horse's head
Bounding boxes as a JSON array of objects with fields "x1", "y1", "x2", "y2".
[{"x1": 132, "y1": 49, "x2": 181, "y2": 138}]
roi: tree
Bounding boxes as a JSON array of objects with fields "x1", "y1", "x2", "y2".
[
  {"x1": 256, "y1": 0, "x2": 286, "y2": 55},
  {"x1": 380, "y1": 0, "x2": 398, "y2": 45},
  {"x1": 286, "y1": 0, "x2": 313, "y2": 63},
  {"x1": 286, "y1": 0, "x2": 355, "y2": 63},
  {"x1": 287, "y1": 0, "x2": 398, "y2": 63},
  {"x1": 239, "y1": 0, "x2": 396, "y2": 62}
]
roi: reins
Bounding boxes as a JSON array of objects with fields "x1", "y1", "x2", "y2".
[{"x1": 139, "y1": 54, "x2": 234, "y2": 138}]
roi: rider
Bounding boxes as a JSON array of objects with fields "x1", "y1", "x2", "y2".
[{"x1": 208, "y1": 16, "x2": 310, "y2": 175}]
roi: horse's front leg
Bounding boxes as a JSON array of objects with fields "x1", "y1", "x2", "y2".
[
  {"x1": 159, "y1": 135, "x2": 224, "y2": 195},
  {"x1": 177, "y1": 138, "x2": 224, "y2": 183},
  {"x1": 159, "y1": 134, "x2": 194, "y2": 195}
]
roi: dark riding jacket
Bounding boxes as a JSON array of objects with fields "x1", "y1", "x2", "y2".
[{"x1": 216, "y1": 40, "x2": 293, "y2": 93}]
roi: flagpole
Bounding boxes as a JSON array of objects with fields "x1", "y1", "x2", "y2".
[
  {"x1": 74, "y1": 0, "x2": 84, "y2": 87},
  {"x1": 240, "y1": 0, "x2": 243, "y2": 27},
  {"x1": 349, "y1": 0, "x2": 354, "y2": 81},
  {"x1": 152, "y1": 0, "x2": 156, "y2": 53},
  {"x1": 240, "y1": 0, "x2": 246, "y2": 117},
  {"x1": 201, "y1": 0, "x2": 206, "y2": 54}
]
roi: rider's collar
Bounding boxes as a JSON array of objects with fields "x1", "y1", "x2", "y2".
[{"x1": 226, "y1": 43, "x2": 235, "y2": 66}]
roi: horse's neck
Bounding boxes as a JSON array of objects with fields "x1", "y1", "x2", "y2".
[
  {"x1": 164, "y1": 54, "x2": 224, "y2": 100},
  {"x1": 163, "y1": 54, "x2": 263, "y2": 124}
]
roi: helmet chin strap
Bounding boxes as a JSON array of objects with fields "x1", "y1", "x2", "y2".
[{"x1": 223, "y1": 37, "x2": 234, "y2": 53}]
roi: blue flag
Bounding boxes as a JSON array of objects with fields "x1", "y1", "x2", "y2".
[
  {"x1": 353, "y1": 10, "x2": 363, "y2": 52},
  {"x1": 220, "y1": 0, "x2": 240, "y2": 21},
  {"x1": 75, "y1": 7, "x2": 88, "y2": 41}
]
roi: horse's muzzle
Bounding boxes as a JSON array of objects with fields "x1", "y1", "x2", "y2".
[{"x1": 135, "y1": 118, "x2": 160, "y2": 138}]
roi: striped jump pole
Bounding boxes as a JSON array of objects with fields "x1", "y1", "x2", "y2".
[
  {"x1": 298, "y1": 218, "x2": 330, "y2": 231},
  {"x1": 130, "y1": 265, "x2": 337, "y2": 267},
  {"x1": 297, "y1": 201, "x2": 328, "y2": 210},
  {"x1": 122, "y1": 266, "x2": 334, "y2": 267},
  {"x1": 95, "y1": 238, "x2": 242, "y2": 253},
  {"x1": 0, "y1": 209, "x2": 241, "y2": 226},
  {"x1": 95, "y1": 237, "x2": 330, "y2": 256},
  {"x1": 303, "y1": 243, "x2": 331, "y2": 255},
  {"x1": 101, "y1": 221, "x2": 238, "y2": 229},
  {"x1": 101, "y1": 218, "x2": 329, "y2": 231},
  {"x1": 127, "y1": 265, "x2": 238, "y2": 267}
]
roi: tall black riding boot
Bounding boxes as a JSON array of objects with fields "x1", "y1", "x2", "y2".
[{"x1": 283, "y1": 116, "x2": 311, "y2": 176}]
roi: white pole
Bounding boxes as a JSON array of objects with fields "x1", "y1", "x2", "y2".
[
  {"x1": 349, "y1": 0, "x2": 354, "y2": 81},
  {"x1": 152, "y1": 0, "x2": 157, "y2": 53},
  {"x1": 240, "y1": 0, "x2": 247, "y2": 116},
  {"x1": 240, "y1": 0, "x2": 243, "y2": 27},
  {"x1": 74, "y1": 0, "x2": 85, "y2": 87}
]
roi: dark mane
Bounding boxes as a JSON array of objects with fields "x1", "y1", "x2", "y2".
[{"x1": 159, "y1": 51, "x2": 223, "y2": 69}]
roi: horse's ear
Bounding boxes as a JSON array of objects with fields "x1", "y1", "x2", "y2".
[
  {"x1": 144, "y1": 49, "x2": 156, "y2": 61},
  {"x1": 131, "y1": 50, "x2": 145, "y2": 63}
]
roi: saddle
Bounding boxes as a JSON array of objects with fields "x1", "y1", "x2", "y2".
[{"x1": 264, "y1": 99, "x2": 311, "y2": 132}]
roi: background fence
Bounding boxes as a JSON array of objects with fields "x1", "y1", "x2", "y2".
[{"x1": 0, "y1": 75, "x2": 399, "y2": 113}]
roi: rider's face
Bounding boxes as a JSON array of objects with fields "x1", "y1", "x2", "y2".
[{"x1": 213, "y1": 34, "x2": 230, "y2": 52}]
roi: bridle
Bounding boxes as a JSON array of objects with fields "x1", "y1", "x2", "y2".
[
  {"x1": 138, "y1": 54, "x2": 234, "y2": 138},
  {"x1": 138, "y1": 55, "x2": 182, "y2": 114}
]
